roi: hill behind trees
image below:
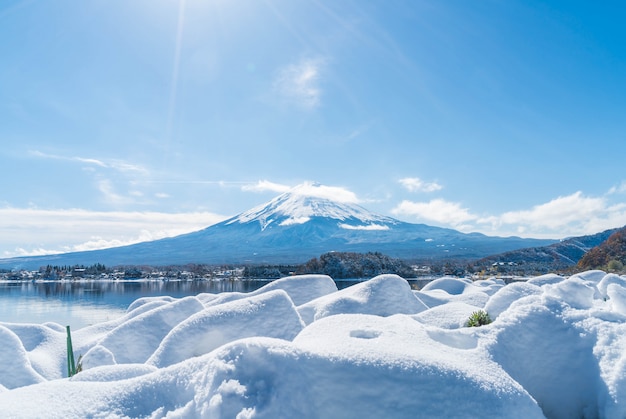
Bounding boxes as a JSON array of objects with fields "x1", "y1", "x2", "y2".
[
  {"x1": 296, "y1": 251, "x2": 416, "y2": 279},
  {"x1": 242, "y1": 251, "x2": 416, "y2": 279},
  {"x1": 577, "y1": 227, "x2": 626, "y2": 272},
  {"x1": 472, "y1": 228, "x2": 619, "y2": 275}
]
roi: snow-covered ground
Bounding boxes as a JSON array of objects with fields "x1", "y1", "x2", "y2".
[{"x1": 1, "y1": 271, "x2": 625, "y2": 418}]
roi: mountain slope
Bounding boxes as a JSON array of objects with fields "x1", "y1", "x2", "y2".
[
  {"x1": 577, "y1": 226, "x2": 626, "y2": 270},
  {"x1": 475, "y1": 227, "x2": 619, "y2": 273},
  {"x1": 0, "y1": 184, "x2": 557, "y2": 270}
]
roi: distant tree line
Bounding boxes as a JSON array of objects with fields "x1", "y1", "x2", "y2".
[
  {"x1": 33, "y1": 263, "x2": 244, "y2": 280},
  {"x1": 41, "y1": 263, "x2": 108, "y2": 279},
  {"x1": 241, "y1": 265, "x2": 299, "y2": 279}
]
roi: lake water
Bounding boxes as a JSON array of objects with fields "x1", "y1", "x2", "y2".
[
  {"x1": 0, "y1": 280, "x2": 272, "y2": 329},
  {"x1": 0, "y1": 278, "x2": 433, "y2": 329}
]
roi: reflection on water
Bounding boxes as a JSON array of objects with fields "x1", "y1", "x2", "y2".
[
  {"x1": 0, "y1": 278, "x2": 433, "y2": 329},
  {"x1": 0, "y1": 280, "x2": 270, "y2": 329}
]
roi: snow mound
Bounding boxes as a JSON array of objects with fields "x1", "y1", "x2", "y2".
[
  {"x1": 1, "y1": 323, "x2": 66, "y2": 380},
  {"x1": 94, "y1": 296, "x2": 205, "y2": 364},
  {"x1": 598, "y1": 273, "x2": 626, "y2": 299},
  {"x1": 70, "y1": 363, "x2": 157, "y2": 382},
  {"x1": 291, "y1": 314, "x2": 542, "y2": 418},
  {"x1": 473, "y1": 277, "x2": 506, "y2": 289},
  {"x1": 187, "y1": 315, "x2": 543, "y2": 419},
  {"x1": 81, "y1": 345, "x2": 116, "y2": 369},
  {"x1": 148, "y1": 289, "x2": 304, "y2": 367},
  {"x1": 607, "y1": 283, "x2": 626, "y2": 315},
  {"x1": 413, "y1": 301, "x2": 483, "y2": 329},
  {"x1": 487, "y1": 294, "x2": 600, "y2": 419},
  {"x1": 485, "y1": 281, "x2": 543, "y2": 319},
  {"x1": 412, "y1": 289, "x2": 449, "y2": 308},
  {"x1": 126, "y1": 295, "x2": 176, "y2": 313},
  {"x1": 297, "y1": 274, "x2": 427, "y2": 324},
  {"x1": 570, "y1": 269, "x2": 608, "y2": 284},
  {"x1": 526, "y1": 273, "x2": 564, "y2": 286},
  {"x1": 420, "y1": 276, "x2": 475, "y2": 294},
  {"x1": 250, "y1": 274, "x2": 337, "y2": 306},
  {"x1": 205, "y1": 274, "x2": 337, "y2": 308},
  {"x1": 543, "y1": 276, "x2": 597, "y2": 309},
  {"x1": 418, "y1": 277, "x2": 497, "y2": 309},
  {"x1": 0, "y1": 325, "x2": 45, "y2": 389},
  {"x1": 3, "y1": 272, "x2": 626, "y2": 418}
]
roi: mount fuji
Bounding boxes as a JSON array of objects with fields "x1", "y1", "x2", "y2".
[{"x1": 0, "y1": 184, "x2": 556, "y2": 270}]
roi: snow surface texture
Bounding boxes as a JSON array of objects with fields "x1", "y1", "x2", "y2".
[{"x1": 1, "y1": 272, "x2": 626, "y2": 418}]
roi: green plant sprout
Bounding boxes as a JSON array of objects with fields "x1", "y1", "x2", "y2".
[{"x1": 465, "y1": 310, "x2": 492, "y2": 327}]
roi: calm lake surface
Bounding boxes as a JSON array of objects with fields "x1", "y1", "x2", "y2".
[
  {"x1": 0, "y1": 278, "x2": 432, "y2": 329},
  {"x1": 0, "y1": 280, "x2": 271, "y2": 329}
]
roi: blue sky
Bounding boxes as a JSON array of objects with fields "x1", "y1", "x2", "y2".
[{"x1": 2, "y1": 0, "x2": 626, "y2": 258}]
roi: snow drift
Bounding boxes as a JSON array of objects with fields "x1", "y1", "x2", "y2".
[{"x1": 1, "y1": 271, "x2": 626, "y2": 418}]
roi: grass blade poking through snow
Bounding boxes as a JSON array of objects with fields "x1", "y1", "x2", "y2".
[{"x1": 66, "y1": 326, "x2": 76, "y2": 377}]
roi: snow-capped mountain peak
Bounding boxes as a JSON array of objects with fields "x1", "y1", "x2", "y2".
[
  {"x1": 0, "y1": 182, "x2": 558, "y2": 269},
  {"x1": 227, "y1": 183, "x2": 396, "y2": 230}
]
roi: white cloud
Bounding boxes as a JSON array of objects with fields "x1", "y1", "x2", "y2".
[
  {"x1": 74, "y1": 157, "x2": 108, "y2": 167},
  {"x1": 274, "y1": 57, "x2": 325, "y2": 109},
  {"x1": 0, "y1": 208, "x2": 227, "y2": 258},
  {"x1": 398, "y1": 177, "x2": 443, "y2": 193},
  {"x1": 30, "y1": 150, "x2": 148, "y2": 175},
  {"x1": 242, "y1": 181, "x2": 360, "y2": 204},
  {"x1": 97, "y1": 179, "x2": 128, "y2": 205},
  {"x1": 481, "y1": 192, "x2": 626, "y2": 237},
  {"x1": 392, "y1": 199, "x2": 476, "y2": 226},
  {"x1": 337, "y1": 120, "x2": 376, "y2": 143},
  {"x1": 30, "y1": 150, "x2": 152, "y2": 206},
  {"x1": 496, "y1": 192, "x2": 606, "y2": 229},
  {"x1": 30, "y1": 150, "x2": 106, "y2": 168},
  {"x1": 108, "y1": 160, "x2": 149, "y2": 175},
  {"x1": 291, "y1": 182, "x2": 360, "y2": 203},
  {"x1": 392, "y1": 191, "x2": 626, "y2": 239},
  {"x1": 241, "y1": 180, "x2": 291, "y2": 194},
  {"x1": 608, "y1": 181, "x2": 626, "y2": 195}
]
